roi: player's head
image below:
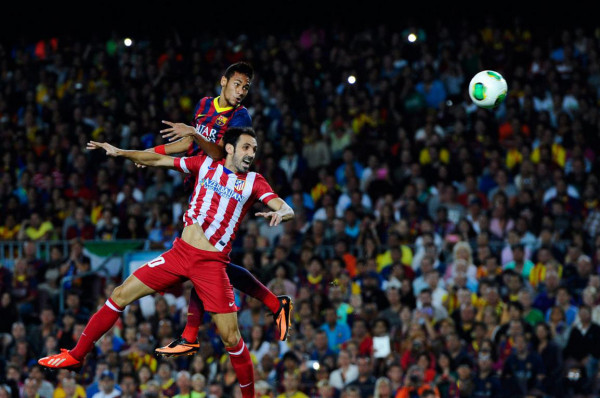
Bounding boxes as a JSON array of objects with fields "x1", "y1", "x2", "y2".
[
  {"x1": 223, "y1": 127, "x2": 257, "y2": 173},
  {"x1": 220, "y1": 62, "x2": 254, "y2": 107},
  {"x1": 224, "y1": 62, "x2": 254, "y2": 81}
]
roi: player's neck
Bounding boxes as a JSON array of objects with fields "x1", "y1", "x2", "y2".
[
  {"x1": 217, "y1": 95, "x2": 232, "y2": 109},
  {"x1": 223, "y1": 159, "x2": 235, "y2": 172},
  {"x1": 223, "y1": 160, "x2": 247, "y2": 175}
]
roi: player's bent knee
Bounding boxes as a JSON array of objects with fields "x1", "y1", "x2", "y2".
[
  {"x1": 222, "y1": 333, "x2": 241, "y2": 348},
  {"x1": 219, "y1": 328, "x2": 241, "y2": 348},
  {"x1": 110, "y1": 284, "x2": 131, "y2": 308},
  {"x1": 111, "y1": 275, "x2": 154, "y2": 308},
  {"x1": 212, "y1": 312, "x2": 241, "y2": 347}
]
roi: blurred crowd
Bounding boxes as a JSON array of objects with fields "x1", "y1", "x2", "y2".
[{"x1": 1, "y1": 14, "x2": 600, "y2": 398}]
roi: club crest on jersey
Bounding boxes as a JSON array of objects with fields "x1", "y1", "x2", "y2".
[
  {"x1": 234, "y1": 179, "x2": 246, "y2": 193},
  {"x1": 215, "y1": 115, "x2": 228, "y2": 126},
  {"x1": 199, "y1": 178, "x2": 243, "y2": 202}
]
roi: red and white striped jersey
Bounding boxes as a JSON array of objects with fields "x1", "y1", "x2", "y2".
[{"x1": 173, "y1": 154, "x2": 278, "y2": 254}]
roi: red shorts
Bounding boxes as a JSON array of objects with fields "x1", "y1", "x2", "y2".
[{"x1": 133, "y1": 238, "x2": 238, "y2": 313}]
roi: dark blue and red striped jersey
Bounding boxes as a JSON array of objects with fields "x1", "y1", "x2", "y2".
[{"x1": 186, "y1": 96, "x2": 252, "y2": 156}]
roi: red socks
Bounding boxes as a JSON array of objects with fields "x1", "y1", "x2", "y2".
[
  {"x1": 262, "y1": 292, "x2": 281, "y2": 315},
  {"x1": 69, "y1": 298, "x2": 124, "y2": 361},
  {"x1": 225, "y1": 338, "x2": 254, "y2": 398},
  {"x1": 225, "y1": 263, "x2": 280, "y2": 314},
  {"x1": 181, "y1": 288, "x2": 205, "y2": 342}
]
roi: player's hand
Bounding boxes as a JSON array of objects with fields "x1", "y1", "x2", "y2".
[
  {"x1": 255, "y1": 211, "x2": 283, "y2": 227},
  {"x1": 86, "y1": 141, "x2": 120, "y2": 156},
  {"x1": 160, "y1": 120, "x2": 196, "y2": 142}
]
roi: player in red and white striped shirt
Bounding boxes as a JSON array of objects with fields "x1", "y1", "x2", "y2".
[
  {"x1": 150, "y1": 63, "x2": 293, "y2": 354},
  {"x1": 39, "y1": 128, "x2": 293, "y2": 398},
  {"x1": 172, "y1": 141, "x2": 279, "y2": 253}
]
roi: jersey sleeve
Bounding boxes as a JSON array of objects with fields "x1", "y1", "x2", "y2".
[
  {"x1": 253, "y1": 173, "x2": 279, "y2": 204},
  {"x1": 192, "y1": 98, "x2": 206, "y2": 125},
  {"x1": 173, "y1": 154, "x2": 207, "y2": 174},
  {"x1": 228, "y1": 107, "x2": 252, "y2": 128}
]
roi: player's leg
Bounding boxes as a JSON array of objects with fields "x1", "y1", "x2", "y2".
[
  {"x1": 212, "y1": 312, "x2": 254, "y2": 398},
  {"x1": 225, "y1": 262, "x2": 293, "y2": 341},
  {"x1": 180, "y1": 287, "x2": 205, "y2": 342},
  {"x1": 39, "y1": 244, "x2": 187, "y2": 370},
  {"x1": 226, "y1": 262, "x2": 279, "y2": 312},
  {"x1": 201, "y1": 258, "x2": 253, "y2": 398},
  {"x1": 38, "y1": 274, "x2": 156, "y2": 370},
  {"x1": 159, "y1": 261, "x2": 294, "y2": 348},
  {"x1": 155, "y1": 286, "x2": 204, "y2": 357}
]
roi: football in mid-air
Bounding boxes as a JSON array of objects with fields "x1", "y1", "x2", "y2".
[{"x1": 468, "y1": 70, "x2": 508, "y2": 109}]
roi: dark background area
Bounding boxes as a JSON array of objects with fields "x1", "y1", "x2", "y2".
[{"x1": 2, "y1": 1, "x2": 597, "y2": 46}]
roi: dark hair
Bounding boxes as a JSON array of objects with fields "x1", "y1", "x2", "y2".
[
  {"x1": 420, "y1": 389, "x2": 437, "y2": 398},
  {"x1": 222, "y1": 127, "x2": 256, "y2": 150},
  {"x1": 473, "y1": 321, "x2": 487, "y2": 331},
  {"x1": 535, "y1": 321, "x2": 552, "y2": 339},
  {"x1": 29, "y1": 363, "x2": 45, "y2": 372},
  {"x1": 578, "y1": 304, "x2": 591, "y2": 313},
  {"x1": 485, "y1": 254, "x2": 499, "y2": 263},
  {"x1": 224, "y1": 62, "x2": 254, "y2": 81},
  {"x1": 508, "y1": 301, "x2": 524, "y2": 313},
  {"x1": 373, "y1": 317, "x2": 390, "y2": 332},
  {"x1": 119, "y1": 372, "x2": 139, "y2": 385},
  {"x1": 511, "y1": 243, "x2": 525, "y2": 251},
  {"x1": 356, "y1": 354, "x2": 371, "y2": 364},
  {"x1": 344, "y1": 385, "x2": 362, "y2": 394},
  {"x1": 282, "y1": 351, "x2": 300, "y2": 363},
  {"x1": 420, "y1": 287, "x2": 432, "y2": 295},
  {"x1": 352, "y1": 317, "x2": 369, "y2": 330},
  {"x1": 556, "y1": 286, "x2": 571, "y2": 295},
  {"x1": 309, "y1": 255, "x2": 325, "y2": 268}
]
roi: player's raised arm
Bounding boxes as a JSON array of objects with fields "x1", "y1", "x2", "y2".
[
  {"x1": 150, "y1": 135, "x2": 193, "y2": 155},
  {"x1": 255, "y1": 197, "x2": 295, "y2": 227},
  {"x1": 160, "y1": 120, "x2": 226, "y2": 160},
  {"x1": 86, "y1": 141, "x2": 177, "y2": 169}
]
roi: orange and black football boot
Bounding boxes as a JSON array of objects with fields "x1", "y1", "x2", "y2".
[
  {"x1": 155, "y1": 337, "x2": 200, "y2": 358},
  {"x1": 274, "y1": 295, "x2": 293, "y2": 341}
]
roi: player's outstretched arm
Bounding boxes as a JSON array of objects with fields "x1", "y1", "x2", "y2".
[
  {"x1": 255, "y1": 198, "x2": 295, "y2": 227},
  {"x1": 155, "y1": 136, "x2": 193, "y2": 155},
  {"x1": 135, "y1": 135, "x2": 193, "y2": 168},
  {"x1": 160, "y1": 120, "x2": 226, "y2": 160},
  {"x1": 87, "y1": 141, "x2": 177, "y2": 169}
]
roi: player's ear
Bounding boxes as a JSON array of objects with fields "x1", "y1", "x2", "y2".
[
  {"x1": 225, "y1": 143, "x2": 234, "y2": 155},
  {"x1": 220, "y1": 76, "x2": 228, "y2": 88}
]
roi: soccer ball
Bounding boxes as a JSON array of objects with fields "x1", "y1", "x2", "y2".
[{"x1": 468, "y1": 70, "x2": 508, "y2": 109}]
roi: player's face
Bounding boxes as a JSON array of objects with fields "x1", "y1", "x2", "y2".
[
  {"x1": 231, "y1": 134, "x2": 257, "y2": 173},
  {"x1": 221, "y1": 72, "x2": 251, "y2": 107}
]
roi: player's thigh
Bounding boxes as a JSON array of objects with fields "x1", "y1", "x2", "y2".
[
  {"x1": 132, "y1": 250, "x2": 186, "y2": 294},
  {"x1": 211, "y1": 312, "x2": 241, "y2": 347},
  {"x1": 188, "y1": 255, "x2": 238, "y2": 314},
  {"x1": 111, "y1": 274, "x2": 157, "y2": 307}
]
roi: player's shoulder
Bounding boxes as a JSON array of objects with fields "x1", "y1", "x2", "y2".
[
  {"x1": 233, "y1": 105, "x2": 252, "y2": 119},
  {"x1": 194, "y1": 96, "x2": 215, "y2": 108},
  {"x1": 233, "y1": 105, "x2": 250, "y2": 116},
  {"x1": 185, "y1": 152, "x2": 210, "y2": 164},
  {"x1": 247, "y1": 170, "x2": 263, "y2": 179},
  {"x1": 231, "y1": 105, "x2": 252, "y2": 126},
  {"x1": 247, "y1": 171, "x2": 272, "y2": 187}
]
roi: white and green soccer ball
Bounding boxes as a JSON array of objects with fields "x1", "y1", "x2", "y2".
[{"x1": 468, "y1": 70, "x2": 508, "y2": 109}]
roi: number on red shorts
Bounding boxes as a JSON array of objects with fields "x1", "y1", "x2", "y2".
[{"x1": 147, "y1": 256, "x2": 165, "y2": 268}]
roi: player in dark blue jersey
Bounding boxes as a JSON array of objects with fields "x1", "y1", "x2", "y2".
[{"x1": 147, "y1": 63, "x2": 293, "y2": 357}]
